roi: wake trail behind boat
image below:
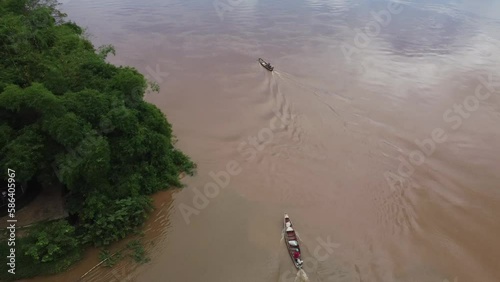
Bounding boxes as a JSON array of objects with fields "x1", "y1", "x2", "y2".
[
  {"x1": 294, "y1": 269, "x2": 310, "y2": 282},
  {"x1": 274, "y1": 71, "x2": 345, "y2": 121},
  {"x1": 274, "y1": 71, "x2": 334, "y2": 97}
]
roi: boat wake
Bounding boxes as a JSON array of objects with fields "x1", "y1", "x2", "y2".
[
  {"x1": 274, "y1": 71, "x2": 335, "y2": 98},
  {"x1": 274, "y1": 71, "x2": 345, "y2": 121},
  {"x1": 294, "y1": 269, "x2": 310, "y2": 282}
]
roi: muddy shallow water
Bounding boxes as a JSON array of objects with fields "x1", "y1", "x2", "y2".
[{"x1": 30, "y1": 0, "x2": 500, "y2": 281}]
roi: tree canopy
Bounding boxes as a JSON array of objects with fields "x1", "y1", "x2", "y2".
[{"x1": 0, "y1": 0, "x2": 194, "y2": 252}]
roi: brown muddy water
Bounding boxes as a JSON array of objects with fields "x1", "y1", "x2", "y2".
[{"x1": 29, "y1": 0, "x2": 500, "y2": 281}]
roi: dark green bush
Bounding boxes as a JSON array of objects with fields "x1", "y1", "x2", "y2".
[
  {"x1": 24, "y1": 220, "x2": 80, "y2": 263},
  {"x1": 0, "y1": 0, "x2": 195, "y2": 278},
  {"x1": 81, "y1": 196, "x2": 153, "y2": 246}
]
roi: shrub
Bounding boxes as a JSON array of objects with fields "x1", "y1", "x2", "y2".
[
  {"x1": 81, "y1": 196, "x2": 153, "y2": 246},
  {"x1": 24, "y1": 220, "x2": 80, "y2": 264}
]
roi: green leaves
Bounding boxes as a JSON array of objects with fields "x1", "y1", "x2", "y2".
[
  {"x1": 109, "y1": 67, "x2": 147, "y2": 107},
  {"x1": 0, "y1": 0, "x2": 196, "y2": 268},
  {"x1": 97, "y1": 44, "x2": 115, "y2": 59},
  {"x1": 0, "y1": 126, "x2": 45, "y2": 182},
  {"x1": 81, "y1": 196, "x2": 153, "y2": 246},
  {"x1": 0, "y1": 124, "x2": 13, "y2": 148},
  {"x1": 24, "y1": 220, "x2": 80, "y2": 263},
  {"x1": 42, "y1": 112, "x2": 91, "y2": 147},
  {"x1": 0, "y1": 83, "x2": 63, "y2": 117},
  {"x1": 61, "y1": 89, "x2": 111, "y2": 127}
]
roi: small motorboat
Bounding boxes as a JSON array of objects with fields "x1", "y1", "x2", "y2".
[
  {"x1": 284, "y1": 213, "x2": 303, "y2": 269},
  {"x1": 258, "y1": 58, "x2": 274, "y2": 71}
]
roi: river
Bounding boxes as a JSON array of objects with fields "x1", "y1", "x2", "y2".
[{"x1": 30, "y1": 0, "x2": 500, "y2": 281}]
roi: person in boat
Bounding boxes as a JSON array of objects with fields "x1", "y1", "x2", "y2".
[{"x1": 293, "y1": 250, "x2": 303, "y2": 266}]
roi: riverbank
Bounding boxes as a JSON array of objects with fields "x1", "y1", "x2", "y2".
[
  {"x1": 0, "y1": 220, "x2": 83, "y2": 281},
  {"x1": 24, "y1": 189, "x2": 176, "y2": 282},
  {"x1": 0, "y1": 0, "x2": 194, "y2": 280},
  {"x1": 0, "y1": 186, "x2": 67, "y2": 230}
]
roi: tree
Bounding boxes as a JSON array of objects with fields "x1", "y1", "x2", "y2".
[{"x1": 0, "y1": 0, "x2": 195, "y2": 268}]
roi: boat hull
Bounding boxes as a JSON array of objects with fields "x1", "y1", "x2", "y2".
[
  {"x1": 284, "y1": 213, "x2": 302, "y2": 269},
  {"x1": 258, "y1": 58, "x2": 274, "y2": 71}
]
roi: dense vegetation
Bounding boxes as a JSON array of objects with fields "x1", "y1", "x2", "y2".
[{"x1": 0, "y1": 0, "x2": 194, "y2": 279}]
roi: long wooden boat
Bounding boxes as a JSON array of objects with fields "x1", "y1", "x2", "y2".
[
  {"x1": 258, "y1": 58, "x2": 274, "y2": 71},
  {"x1": 284, "y1": 213, "x2": 303, "y2": 269}
]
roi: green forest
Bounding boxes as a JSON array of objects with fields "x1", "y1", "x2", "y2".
[{"x1": 0, "y1": 0, "x2": 194, "y2": 279}]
